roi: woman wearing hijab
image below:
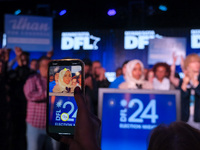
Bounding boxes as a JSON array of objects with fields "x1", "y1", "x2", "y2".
[
  {"x1": 53, "y1": 68, "x2": 73, "y2": 93},
  {"x1": 119, "y1": 59, "x2": 153, "y2": 89}
]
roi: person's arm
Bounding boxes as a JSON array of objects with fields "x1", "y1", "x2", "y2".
[
  {"x1": 169, "y1": 53, "x2": 180, "y2": 87},
  {"x1": 181, "y1": 74, "x2": 190, "y2": 92},
  {"x1": 14, "y1": 47, "x2": 23, "y2": 66},
  {"x1": 24, "y1": 75, "x2": 46, "y2": 102},
  {"x1": 60, "y1": 87, "x2": 101, "y2": 150},
  {"x1": 7, "y1": 57, "x2": 17, "y2": 70},
  {"x1": 46, "y1": 50, "x2": 54, "y2": 58}
]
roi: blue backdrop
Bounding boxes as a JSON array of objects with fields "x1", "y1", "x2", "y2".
[{"x1": 2, "y1": 27, "x2": 200, "y2": 72}]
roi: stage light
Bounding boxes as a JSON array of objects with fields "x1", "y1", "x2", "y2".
[
  {"x1": 107, "y1": 9, "x2": 116, "y2": 16},
  {"x1": 159, "y1": 5, "x2": 167, "y2": 11},
  {"x1": 14, "y1": 9, "x2": 21, "y2": 15},
  {"x1": 59, "y1": 9, "x2": 67, "y2": 16}
]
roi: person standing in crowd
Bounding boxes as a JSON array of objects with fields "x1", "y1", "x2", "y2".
[
  {"x1": 152, "y1": 62, "x2": 175, "y2": 90},
  {"x1": 119, "y1": 59, "x2": 153, "y2": 89},
  {"x1": 0, "y1": 48, "x2": 10, "y2": 150},
  {"x1": 145, "y1": 69, "x2": 154, "y2": 83},
  {"x1": 30, "y1": 59, "x2": 38, "y2": 73},
  {"x1": 92, "y1": 61, "x2": 110, "y2": 115},
  {"x1": 179, "y1": 53, "x2": 200, "y2": 129},
  {"x1": 109, "y1": 60, "x2": 129, "y2": 88},
  {"x1": 92, "y1": 60, "x2": 110, "y2": 88},
  {"x1": 24, "y1": 56, "x2": 59, "y2": 150},
  {"x1": 82, "y1": 58, "x2": 97, "y2": 115},
  {"x1": 7, "y1": 47, "x2": 34, "y2": 150}
]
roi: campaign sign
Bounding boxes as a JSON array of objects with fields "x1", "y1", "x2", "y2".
[
  {"x1": 48, "y1": 95, "x2": 78, "y2": 127},
  {"x1": 99, "y1": 89, "x2": 180, "y2": 150},
  {"x1": 4, "y1": 14, "x2": 52, "y2": 51},
  {"x1": 148, "y1": 37, "x2": 186, "y2": 65}
]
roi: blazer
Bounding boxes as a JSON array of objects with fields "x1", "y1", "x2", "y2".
[{"x1": 180, "y1": 75, "x2": 200, "y2": 122}]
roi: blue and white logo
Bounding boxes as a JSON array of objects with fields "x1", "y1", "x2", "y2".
[{"x1": 61, "y1": 32, "x2": 101, "y2": 50}]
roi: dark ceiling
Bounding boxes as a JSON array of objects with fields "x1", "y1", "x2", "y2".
[{"x1": 0, "y1": 0, "x2": 200, "y2": 32}]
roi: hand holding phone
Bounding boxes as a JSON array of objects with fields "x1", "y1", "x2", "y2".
[
  {"x1": 47, "y1": 59, "x2": 85, "y2": 138},
  {"x1": 60, "y1": 87, "x2": 101, "y2": 150}
]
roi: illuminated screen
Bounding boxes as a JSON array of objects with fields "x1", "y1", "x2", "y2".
[
  {"x1": 48, "y1": 65, "x2": 82, "y2": 134},
  {"x1": 98, "y1": 89, "x2": 180, "y2": 150}
]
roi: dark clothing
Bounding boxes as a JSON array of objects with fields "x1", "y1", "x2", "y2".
[
  {"x1": 92, "y1": 77, "x2": 110, "y2": 115},
  {"x1": 0, "y1": 61, "x2": 10, "y2": 150},
  {"x1": 96, "y1": 78, "x2": 110, "y2": 88},
  {"x1": 7, "y1": 65, "x2": 35, "y2": 150},
  {"x1": 180, "y1": 75, "x2": 200, "y2": 122}
]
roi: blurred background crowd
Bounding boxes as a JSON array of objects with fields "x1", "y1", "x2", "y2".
[{"x1": 0, "y1": 45, "x2": 200, "y2": 150}]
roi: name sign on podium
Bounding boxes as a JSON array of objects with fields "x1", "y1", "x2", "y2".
[{"x1": 98, "y1": 89, "x2": 180, "y2": 150}]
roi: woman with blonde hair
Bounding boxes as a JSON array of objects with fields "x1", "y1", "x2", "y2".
[
  {"x1": 180, "y1": 53, "x2": 200, "y2": 129},
  {"x1": 119, "y1": 59, "x2": 153, "y2": 89}
]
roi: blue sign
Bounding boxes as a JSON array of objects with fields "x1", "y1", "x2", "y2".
[
  {"x1": 148, "y1": 37, "x2": 186, "y2": 65},
  {"x1": 48, "y1": 96, "x2": 78, "y2": 126},
  {"x1": 99, "y1": 89, "x2": 180, "y2": 150},
  {"x1": 4, "y1": 14, "x2": 52, "y2": 51}
]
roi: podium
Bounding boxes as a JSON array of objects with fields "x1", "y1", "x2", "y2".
[{"x1": 98, "y1": 88, "x2": 180, "y2": 150}]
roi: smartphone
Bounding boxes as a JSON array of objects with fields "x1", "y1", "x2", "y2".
[{"x1": 46, "y1": 59, "x2": 84, "y2": 138}]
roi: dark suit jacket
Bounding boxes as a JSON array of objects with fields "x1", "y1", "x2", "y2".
[{"x1": 180, "y1": 75, "x2": 200, "y2": 122}]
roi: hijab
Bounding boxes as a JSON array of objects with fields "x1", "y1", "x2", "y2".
[
  {"x1": 58, "y1": 68, "x2": 72, "y2": 91},
  {"x1": 124, "y1": 59, "x2": 145, "y2": 89}
]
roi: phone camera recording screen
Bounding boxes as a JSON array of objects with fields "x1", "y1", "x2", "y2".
[{"x1": 48, "y1": 64, "x2": 82, "y2": 135}]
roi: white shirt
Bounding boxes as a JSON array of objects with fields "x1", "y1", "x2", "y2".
[{"x1": 153, "y1": 77, "x2": 170, "y2": 90}]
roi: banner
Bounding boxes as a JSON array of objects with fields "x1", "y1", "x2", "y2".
[
  {"x1": 148, "y1": 37, "x2": 186, "y2": 65},
  {"x1": 4, "y1": 14, "x2": 52, "y2": 51}
]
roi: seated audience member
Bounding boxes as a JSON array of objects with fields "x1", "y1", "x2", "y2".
[
  {"x1": 148, "y1": 121, "x2": 200, "y2": 150},
  {"x1": 60, "y1": 87, "x2": 101, "y2": 150},
  {"x1": 179, "y1": 53, "x2": 200, "y2": 129},
  {"x1": 119, "y1": 59, "x2": 153, "y2": 89},
  {"x1": 152, "y1": 62, "x2": 175, "y2": 90},
  {"x1": 53, "y1": 68, "x2": 73, "y2": 93},
  {"x1": 109, "y1": 60, "x2": 129, "y2": 88}
]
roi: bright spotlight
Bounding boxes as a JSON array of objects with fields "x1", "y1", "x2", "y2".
[
  {"x1": 59, "y1": 9, "x2": 67, "y2": 16},
  {"x1": 159, "y1": 5, "x2": 167, "y2": 11},
  {"x1": 14, "y1": 9, "x2": 21, "y2": 15},
  {"x1": 107, "y1": 9, "x2": 116, "y2": 16}
]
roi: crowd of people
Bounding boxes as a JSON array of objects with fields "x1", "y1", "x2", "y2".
[{"x1": 0, "y1": 46, "x2": 200, "y2": 150}]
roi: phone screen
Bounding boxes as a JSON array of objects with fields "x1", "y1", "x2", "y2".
[{"x1": 47, "y1": 60, "x2": 84, "y2": 136}]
